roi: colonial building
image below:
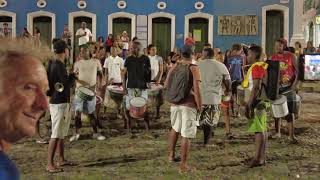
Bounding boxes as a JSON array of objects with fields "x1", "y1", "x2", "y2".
[{"x1": 0, "y1": 0, "x2": 304, "y2": 58}]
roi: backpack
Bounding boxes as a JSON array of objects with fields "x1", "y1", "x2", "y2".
[
  {"x1": 166, "y1": 64, "x2": 194, "y2": 103},
  {"x1": 259, "y1": 60, "x2": 280, "y2": 101}
]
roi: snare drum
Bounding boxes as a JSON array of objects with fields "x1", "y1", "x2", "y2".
[
  {"x1": 147, "y1": 83, "x2": 164, "y2": 107},
  {"x1": 293, "y1": 94, "x2": 302, "y2": 119},
  {"x1": 77, "y1": 87, "x2": 95, "y2": 101},
  {"x1": 104, "y1": 85, "x2": 123, "y2": 108},
  {"x1": 129, "y1": 97, "x2": 147, "y2": 119},
  {"x1": 236, "y1": 86, "x2": 251, "y2": 105},
  {"x1": 271, "y1": 95, "x2": 289, "y2": 118},
  {"x1": 107, "y1": 85, "x2": 123, "y2": 101}
]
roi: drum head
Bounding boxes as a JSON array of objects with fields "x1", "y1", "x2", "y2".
[
  {"x1": 130, "y1": 97, "x2": 147, "y2": 108},
  {"x1": 272, "y1": 95, "x2": 287, "y2": 105},
  {"x1": 107, "y1": 85, "x2": 123, "y2": 93},
  {"x1": 78, "y1": 87, "x2": 95, "y2": 96}
]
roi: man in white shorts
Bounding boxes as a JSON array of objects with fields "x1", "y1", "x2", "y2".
[
  {"x1": 165, "y1": 45, "x2": 202, "y2": 173},
  {"x1": 71, "y1": 47, "x2": 105, "y2": 141},
  {"x1": 47, "y1": 40, "x2": 77, "y2": 172}
]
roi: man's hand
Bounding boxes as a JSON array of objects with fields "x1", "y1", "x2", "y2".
[
  {"x1": 156, "y1": 80, "x2": 160, "y2": 86},
  {"x1": 108, "y1": 78, "x2": 114, "y2": 85},
  {"x1": 224, "y1": 90, "x2": 231, "y2": 97},
  {"x1": 123, "y1": 89, "x2": 128, "y2": 95}
]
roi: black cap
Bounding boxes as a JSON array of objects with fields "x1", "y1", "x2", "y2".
[
  {"x1": 53, "y1": 39, "x2": 67, "y2": 54},
  {"x1": 181, "y1": 45, "x2": 194, "y2": 58}
]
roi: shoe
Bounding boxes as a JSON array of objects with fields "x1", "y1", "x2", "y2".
[
  {"x1": 93, "y1": 133, "x2": 106, "y2": 141},
  {"x1": 271, "y1": 133, "x2": 281, "y2": 139},
  {"x1": 69, "y1": 134, "x2": 80, "y2": 142},
  {"x1": 36, "y1": 139, "x2": 49, "y2": 144}
]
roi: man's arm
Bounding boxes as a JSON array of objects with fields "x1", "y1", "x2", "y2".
[
  {"x1": 192, "y1": 66, "x2": 202, "y2": 111},
  {"x1": 246, "y1": 79, "x2": 262, "y2": 119},
  {"x1": 157, "y1": 59, "x2": 164, "y2": 85},
  {"x1": 223, "y1": 78, "x2": 232, "y2": 96},
  {"x1": 122, "y1": 67, "x2": 127, "y2": 94},
  {"x1": 291, "y1": 54, "x2": 299, "y2": 90}
]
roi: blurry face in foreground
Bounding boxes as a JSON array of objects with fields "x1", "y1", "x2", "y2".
[{"x1": 0, "y1": 56, "x2": 49, "y2": 143}]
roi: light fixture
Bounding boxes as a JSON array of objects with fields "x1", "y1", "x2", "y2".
[
  {"x1": 37, "y1": 0, "x2": 47, "y2": 8},
  {"x1": 0, "y1": 0, "x2": 8, "y2": 8},
  {"x1": 195, "y1": 2, "x2": 204, "y2": 10},
  {"x1": 117, "y1": 1, "x2": 127, "y2": 9},
  {"x1": 157, "y1": 2, "x2": 167, "y2": 10},
  {"x1": 77, "y1": 0, "x2": 87, "y2": 9}
]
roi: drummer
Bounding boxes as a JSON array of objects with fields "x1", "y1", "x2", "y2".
[
  {"x1": 70, "y1": 46, "x2": 106, "y2": 141},
  {"x1": 243, "y1": 45, "x2": 269, "y2": 167},
  {"x1": 103, "y1": 46, "x2": 125, "y2": 114},
  {"x1": 122, "y1": 41, "x2": 151, "y2": 131},
  {"x1": 147, "y1": 44, "x2": 164, "y2": 118},
  {"x1": 270, "y1": 39, "x2": 298, "y2": 143}
]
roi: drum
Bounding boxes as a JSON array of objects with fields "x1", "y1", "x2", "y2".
[
  {"x1": 147, "y1": 83, "x2": 164, "y2": 107},
  {"x1": 77, "y1": 87, "x2": 95, "y2": 101},
  {"x1": 107, "y1": 85, "x2": 123, "y2": 101},
  {"x1": 236, "y1": 86, "x2": 251, "y2": 105},
  {"x1": 104, "y1": 85, "x2": 123, "y2": 108},
  {"x1": 129, "y1": 97, "x2": 147, "y2": 119},
  {"x1": 293, "y1": 94, "x2": 302, "y2": 119},
  {"x1": 271, "y1": 95, "x2": 289, "y2": 118}
]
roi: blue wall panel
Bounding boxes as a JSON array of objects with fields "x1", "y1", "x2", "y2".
[{"x1": 0, "y1": 0, "x2": 293, "y2": 52}]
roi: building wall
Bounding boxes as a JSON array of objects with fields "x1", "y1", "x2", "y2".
[{"x1": 0, "y1": 0, "x2": 294, "y2": 51}]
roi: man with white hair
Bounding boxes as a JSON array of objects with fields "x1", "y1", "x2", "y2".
[{"x1": 0, "y1": 38, "x2": 50, "y2": 179}]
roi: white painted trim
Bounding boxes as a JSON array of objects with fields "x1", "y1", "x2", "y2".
[
  {"x1": 148, "y1": 12, "x2": 175, "y2": 51},
  {"x1": 0, "y1": 10, "x2": 16, "y2": 37},
  {"x1": 108, "y1": 12, "x2": 136, "y2": 38},
  {"x1": 27, "y1": 10, "x2": 56, "y2": 41},
  {"x1": 261, "y1": 4, "x2": 289, "y2": 52},
  {"x1": 68, "y1": 11, "x2": 97, "y2": 62},
  {"x1": 184, "y1": 12, "x2": 213, "y2": 46}
]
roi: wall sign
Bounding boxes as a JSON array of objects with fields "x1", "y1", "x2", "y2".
[{"x1": 218, "y1": 15, "x2": 258, "y2": 36}]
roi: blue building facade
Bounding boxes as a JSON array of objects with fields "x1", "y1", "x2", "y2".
[{"x1": 0, "y1": 0, "x2": 295, "y2": 57}]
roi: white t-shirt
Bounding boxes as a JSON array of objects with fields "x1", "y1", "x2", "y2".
[
  {"x1": 75, "y1": 28, "x2": 92, "y2": 46},
  {"x1": 103, "y1": 55, "x2": 124, "y2": 83},
  {"x1": 74, "y1": 59, "x2": 102, "y2": 87},
  {"x1": 197, "y1": 59, "x2": 231, "y2": 105},
  {"x1": 148, "y1": 55, "x2": 163, "y2": 80}
]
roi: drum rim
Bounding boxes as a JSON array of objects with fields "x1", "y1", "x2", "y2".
[
  {"x1": 272, "y1": 95, "x2": 287, "y2": 105},
  {"x1": 129, "y1": 97, "x2": 147, "y2": 108},
  {"x1": 78, "y1": 86, "x2": 95, "y2": 95}
]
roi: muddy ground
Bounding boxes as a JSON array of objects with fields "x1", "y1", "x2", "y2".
[{"x1": 7, "y1": 91, "x2": 320, "y2": 180}]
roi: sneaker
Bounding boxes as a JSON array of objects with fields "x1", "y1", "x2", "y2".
[
  {"x1": 36, "y1": 138, "x2": 49, "y2": 144},
  {"x1": 93, "y1": 133, "x2": 106, "y2": 141},
  {"x1": 69, "y1": 134, "x2": 80, "y2": 142}
]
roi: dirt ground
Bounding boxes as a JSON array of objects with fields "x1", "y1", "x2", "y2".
[{"x1": 7, "y1": 91, "x2": 320, "y2": 180}]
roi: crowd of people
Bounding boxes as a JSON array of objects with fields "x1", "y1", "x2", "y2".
[{"x1": 0, "y1": 22, "x2": 310, "y2": 178}]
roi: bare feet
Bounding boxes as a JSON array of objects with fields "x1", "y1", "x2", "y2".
[
  {"x1": 179, "y1": 165, "x2": 196, "y2": 174},
  {"x1": 46, "y1": 165, "x2": 63, "y2": 173}
]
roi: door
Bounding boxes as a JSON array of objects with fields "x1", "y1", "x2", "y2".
[
  {"x1": 73, "y1": 16, "x2": 92, "y2": 58},
  {"x1": 0, "y1": 16, "x2": 12, "y2": 37},
  {"x1": 266, "y1": 10, "x2": 284, "y2": 56},
  {"x1": 309, "y1": 22, "x2": 314, "y2": 43},
  {"x1": 113, "y1": 17, "x2": 131, "y2": 39},
  {"x1": 189, "y1": 18, "x2": 208, "y2": 53},
  {"x1": 33, "y1": 16, "x2": 52, "y2": 47},
  {"x1": 152, "y1": 17, "x2": 171, "y2": 59}
]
